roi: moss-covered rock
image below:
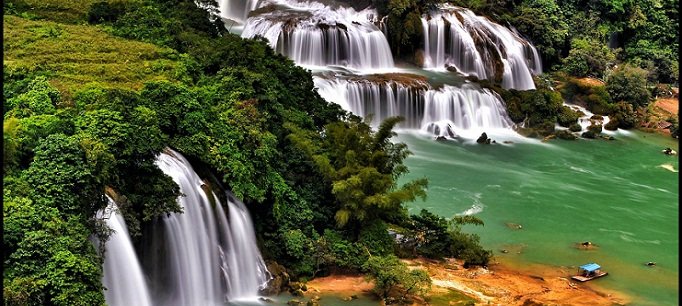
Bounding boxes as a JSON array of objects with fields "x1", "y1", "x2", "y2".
[
  {"x1": 556, "y1": 130, "x2": 578, "y2": 140},
  {"x1": 581, "y1": 130, "x2": 597, "y2": 138},
  {"x1": 569, "y1": 123, "x2": 582, "y2": 132}
]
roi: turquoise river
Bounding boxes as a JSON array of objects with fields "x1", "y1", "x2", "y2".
[{"x1": 397, "y1": 130, "x2": 678, "y2": 306}]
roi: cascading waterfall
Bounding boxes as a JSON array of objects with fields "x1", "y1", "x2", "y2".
[
  {"x1": 422, "y1": 5, "x2": 542, "y2": 90},
  {"x1": 314, "y1": 76, "x2": 513, "y2": 138},
  {"x1": 218, "y1": 0, "x2": 260, "y2": 24},
  {"x1": 241, "y1": 1, "x2": 394, "y2": 70},
  {"x1": 225, "y1": 0, "x2": 544, "y2": 140},
  {"x1": 96, "y1": 198, "x2": 153, "y2": 306},
  {"x1": 151, "y1": 148, "x2": 270, "y2": 305}
]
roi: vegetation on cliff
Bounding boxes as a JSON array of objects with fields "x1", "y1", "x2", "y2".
[{"x1": 3, "y1": 0, "x2": 492, "y2": 304}]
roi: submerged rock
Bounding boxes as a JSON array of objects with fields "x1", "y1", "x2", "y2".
[{"x1": 476, "y1": 132, "x2": 493, "y2": 144}]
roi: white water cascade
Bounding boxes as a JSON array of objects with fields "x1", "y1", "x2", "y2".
[
  {"x1": 241, "y1": 0, "x2": 394, "y2": 70},
  {"x1": 422, "y1": 5, "x2": 542, "y2": 90},
  {"x1": 219, "y1": 0, "x2": 260, "y2": 24},
  {"x1": 314, "y1": 76, "x2": 513, "y2": 138},
  {"x1": 223, "y1": 0, "x2": 545, "y2": 140},
  {"x1": 151, "y1": 148, "x2": 270, "y2": 305},
  {"x1": 96, "y1": 198, "x2": 153, "y2": 306}
]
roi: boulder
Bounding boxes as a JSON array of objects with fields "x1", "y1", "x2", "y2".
[
  {"x1": 581, "y1": 130, "x2": 597, "y2": 139},
  {"x1": 261, "y1": 260, "x2": 290, "y2": 295},
  {"x1": 587, "y1": 123, "x2": 603, "y2": 134},
  {"x1": 555, "y1": 130, "x2": 577, "y2": 140},
  {"x1": 477, "y1": 132, "x2": 491, "y2": 144}
]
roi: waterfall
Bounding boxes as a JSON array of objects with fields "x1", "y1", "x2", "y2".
[
  {"x1": 241, "y1": 1, "x2": 394, "y2": 70},
  {"x1": 218, "y1": 0, "x2": 260, "y2": 24},
  {"x1": 422, "y1": 5, "x2": 542, "y2": 90},
  {"x1": 314, "y1": 76, "x2": 513, "y2": 138},
  {"x1": 96, "y1": 198, "x2": 153, "y2": 306},
  {"x1": 151, "y1": 148, "x2": 270, "y2": 305},
  {"x1": 226, "y1": 0, "x2": 541, "y2": 139}
]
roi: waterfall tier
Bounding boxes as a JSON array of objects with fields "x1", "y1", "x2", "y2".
[
  {"x1": 218, "y1": 0, "x2": 260, "y2": 24},
  {"x1": 314, "y1": 75, "x2": 514, "y2": 138},
  {"x1": 96, "y1": 198, "x2": 153, "y2": 306},
  {"x1": 241, "y1": 1, "x2": 393, "y2": 70},
  {"x1": 148, "y1": 149, "x2": 270, "y2": 305},
  {"x1": 422, "y1": 5, "x2": 542, "y2": 90}
]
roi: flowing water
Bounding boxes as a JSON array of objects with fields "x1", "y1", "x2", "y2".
[
  {"x1": 422, "y1": 4, "x2": 541, "y2": 90},
  {"x1": 137, "y1": 149, "x2": 269, "y2": 305},
  {"x1": 96, "y1": 198, "x2": 154, "y2": 306},
  {"x1": 219, "y1": 0, "x2": 677, "y2": 304},
  {"x1": 397, "y1": 131, "x2": 678, "y2": 306}
]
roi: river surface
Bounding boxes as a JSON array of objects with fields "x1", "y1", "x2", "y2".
[{"x1": 397, "y1": 130, "x2": 679, "y2": 306}]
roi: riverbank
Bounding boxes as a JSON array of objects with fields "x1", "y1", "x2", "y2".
[{"x1": 304, "y1": 258, "x2": 630, "y2": 305}]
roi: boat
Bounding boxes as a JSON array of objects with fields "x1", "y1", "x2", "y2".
[{"x1": 571, "y1": 263, "x2": 608, "y2": 282}]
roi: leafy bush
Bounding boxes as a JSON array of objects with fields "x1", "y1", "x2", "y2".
[
  {"x1": 561, "y1": 38, "x2": 616, "y2": 78},
  {"x1": 362, "y1": 255, "x2": 431, "y2": 300},
  {"x1": 608, "y1": 101, "x2": 638, "y2": 129},
  {"x1": 87, "y1": 1, "x2": 129, "y2": 24},
  {"x1": 605, "y1": 64, "x2": 651, "y2": 108},
  {"x1": 557, "y1": 106, "x2": 580, "y2": 127}
]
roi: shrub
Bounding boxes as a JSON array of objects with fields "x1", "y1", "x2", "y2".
[
  {"x1": 609, "y1": 101, "x2": 637, "y2": 129},
  {"x1": 362, "y1": 255, "x2": 431, "y2": 300},
  {"x1": 605, "y1": 64, "x2": 652, "y2": 108},
  {"x1": 557, "y1": 106, "x2": 580, "y2": 127},
  {"x1": 87, "y1": 1, "x2": 129, "y2": 24},
  {"x1": 562, "y1": 38, "x2": 616, "y2": 78}
]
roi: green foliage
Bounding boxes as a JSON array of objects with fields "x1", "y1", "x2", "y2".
[
  {"x1": 287, "y1": 116, "x2": 428, "y2": 230},
  {"x1": 358, "y1": 220, "x2": 396, "y2": 256},
  {"x1": 495, "y1": 80, "x2": 564, "y2": 131},
  {"x1": 608, "y1": 101, "x2": 638, "y2": 129},
  {"x1": 362, "y1": 255, "x2": 431, "y2": 300},
  {"x1": 4, "y1": 191, "x2": 105, "y2": 306},
  {"x1": 559, "y1": 76, "x2": 613, "y2": 115},
  {"x1": 110, "y1": 4, "x2": 179, "y2": 47},
  {"x1": 5, "y1": 76, "x2": 60, "y2": 118},
  {"x1": 561, "y1": 38, "x2": 617, "y2": 78},
  {"x1": 605, "y1": 64, "x2": 652, "y2": 108},
  {"x1": 510, "y1": 0, "x2": 569, "y2": 66},
  {"x1": 23, "y1": 134, "x2": 105, "y2": 216},
  {"x1": 557, "y1": 105, "x2": 580, "y2": 127},
  {"x1": 87, "y1": 1, "x2": 129, "y2": 23},
  {"x1": 398, "y1": 210, "x2": 492, "y2": 266},
  {"x1": 3, "y1": 15, "x2": 180, "y2": 96}
]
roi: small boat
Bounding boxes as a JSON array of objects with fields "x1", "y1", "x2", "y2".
[{"x1": 571, "y1": 263, "x2": 608, "y2": 282}]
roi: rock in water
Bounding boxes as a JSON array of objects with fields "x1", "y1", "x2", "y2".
[{"x1": 477, "y1": 132, "x2": 489, "y2": 144}]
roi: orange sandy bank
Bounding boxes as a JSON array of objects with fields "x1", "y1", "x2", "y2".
[
  {"x1": 305, "y1": 258, "x2": 630, "y2": 305},
  {"x1": 653, "y1": 98, "x2": 678, "y2": 116}
]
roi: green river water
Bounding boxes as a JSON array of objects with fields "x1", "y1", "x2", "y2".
[{"x1": 396, "y1": 130, "x2": 679, "y2": 305}]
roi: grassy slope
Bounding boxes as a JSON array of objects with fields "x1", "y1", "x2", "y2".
[
  {"x1": 9, "y1": 0, "x2": 96, "y2": 23},
  {"x1": 3, "y1": 12, "x2": 179, "y2": 101}
]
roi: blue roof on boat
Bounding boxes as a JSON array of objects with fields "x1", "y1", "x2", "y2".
[{"x1": 580, "y1": 263, "x2": 601, "y2": 272}]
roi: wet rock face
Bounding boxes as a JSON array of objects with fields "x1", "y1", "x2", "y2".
[
  {"x1": 261, "y1": 260, "x2": 290, "y2": 295},
  {"x1": 476, "y1": 132, "x2": 492, "y2": 144}
]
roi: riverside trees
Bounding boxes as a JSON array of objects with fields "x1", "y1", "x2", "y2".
[{"x1": 4, "y1": 1, "x2": 495, "y2": 304}]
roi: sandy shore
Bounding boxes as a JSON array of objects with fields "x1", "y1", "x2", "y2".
[{"x1": 305, "y1": 258, "x2": 630, "y2": 305}]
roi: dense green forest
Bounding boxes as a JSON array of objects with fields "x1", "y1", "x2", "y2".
[
  {"x1": 3, "y1": 0, "x2": 490, "y2": 304},
  {"x1": 2, "y1": 0, "x2": 678, "y2": 305}
]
